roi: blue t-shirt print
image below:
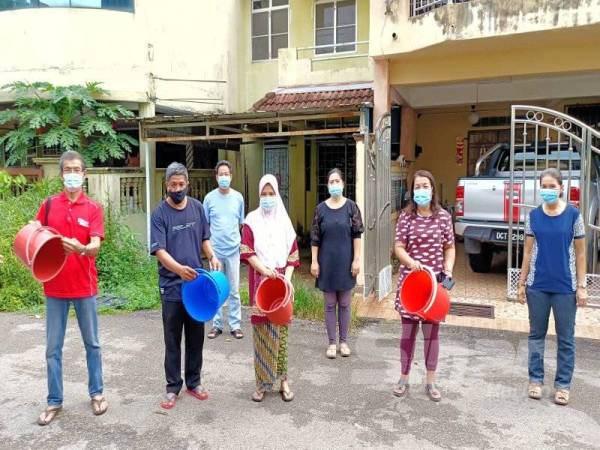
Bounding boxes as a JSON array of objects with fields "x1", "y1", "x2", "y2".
[
  {"x1": 150, "y1": 198, "x2": 211, "y2": 301},
  {"x1": 525, "y1": 204, "x2": 585, "y2": 294}
]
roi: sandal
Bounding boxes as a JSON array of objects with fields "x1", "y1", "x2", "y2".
[
  {"x1": 187, "y1": 385, "x2": 209, "y2": 401},
  {"x1": 207, "y1": 328, "x2": 222, "y2": 339},
  {"x1": 230, "y1": 329, "x2": 244, "y2": 339},
  {"x1": 554, "y1": 389, "x2": 570, "y2": 406},
  {"x1": 252, "y1": 389, "x2": 266, "y2": 402},
  {"x1": 37, "y1": 405, "x2": 62, "y2": 426},
  {"x1": 91, "y1": 395, "x2": 108, "y2": 416},
  {"x1": 280, "y1": 381, "x2": 294, "y2": 402},
  {"x1": 393, "y1": 379, "x2": 409, "y2": 398},
  {"x1": 160, "y1": 393, "x2": 178, "y2": 410},
  {"x1": 528, "y1": 383, "x2": 543, "y2": 400},
  {"x1": 425, "y1": 383, "x2": 442, "y2": 402}
]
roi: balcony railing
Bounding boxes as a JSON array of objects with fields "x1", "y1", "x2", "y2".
[
  {"x1": 0, "y1": 0, "x2": 134, "y2": 13},
  {"x1": 410, "y1": 0, "x2": 470, "y2": 17}
]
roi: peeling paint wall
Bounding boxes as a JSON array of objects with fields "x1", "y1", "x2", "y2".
[{"x1": 370, "y1": 0, "x2": 600, "y2": 57}]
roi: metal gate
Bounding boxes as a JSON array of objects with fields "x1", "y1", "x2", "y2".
[
  {"x1": 363, "y1": 111, "x2": 393, "y2": 300},
  {"x1": 507, "y1": 105, "x2": 600, "y2": 305},
  {"x1": 264, "y1": 144, "x2": 289, "y2": 209}
]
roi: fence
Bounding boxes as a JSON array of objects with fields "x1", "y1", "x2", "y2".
[
  {"x1": 158, "y1": 169, "x2": 216, "y2": 201},
  {"x1": 410, "y1": 0, "x2": 470, "y2": 17}
]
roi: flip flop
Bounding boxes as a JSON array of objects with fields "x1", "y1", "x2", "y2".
[
  {"x1": 393, "y1": 379, "x2": 409, "y2": 398},
  {"x1": 280, "y1": 381, "x2": 294, "y2": 402},
  {"x1": 187, "y1": 386, "x2": 209, "y2": 401},
  {"x1": 425, "y1": 383, "x2": 442, "y2": 402},
  {"x1": 37, "y1": 405, "x2": 62, "y2": 426},
  {"x1": 554, "y1": 389, "x2": 570, "y2": 406},
  {"x1": 252, "y1": 389, "x2": 266, "y2": 402},
  {"x1": 528, "y1": 383, "x2": 543, "y2": 400},
  {"x1": 160, "y1": 393, "x2": 178, "y2": 410},
  {"x1": 91, "y1": 395, "x2": 108, "y2": 416}
]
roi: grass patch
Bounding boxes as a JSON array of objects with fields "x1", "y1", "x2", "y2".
[{"x1": 240, "y1": 278, "x2": 360, "y2": 327}]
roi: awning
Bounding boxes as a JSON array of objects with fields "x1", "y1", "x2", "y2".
[{"x1": 252, "y1": 82, "x2": 373, "y2": 112}]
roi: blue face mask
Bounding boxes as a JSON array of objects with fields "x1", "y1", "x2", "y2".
[
  {"x1": 63, "y1": 173, "x2": 84, "y2": 192},
  {"x1": 540, "y1": 188, "x2": 559, "y2": 204},
  {"x1": 260, "y1": 196, "x2": 277, "y2": 211},
  {"x1": 218, "y1": 176, "x2": 231, "y2": 189},
  {"x1": 328, "y1": 185, "x2": 343, "y2": 198},
  {"x1": 413, "y1": 188, "x2": 432, "y2": 206}
]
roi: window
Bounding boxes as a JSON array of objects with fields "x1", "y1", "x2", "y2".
[
  {"x1": 315, "y1": 0, "x2": 356, "y2": 55},
  {"x1": 0, "y1": 0, "x2": 134, "y2": 12},
  {"x1": 252, "y1": 0, "x2": 289, "y2": 61}
]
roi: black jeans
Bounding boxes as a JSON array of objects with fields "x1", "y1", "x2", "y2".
[{"x1": 162, "y1": 300, "x2": 205, "y2": 394}]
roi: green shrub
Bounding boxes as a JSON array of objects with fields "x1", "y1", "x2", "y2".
[
  {"x1": 0, "y1": 175, "x2": 159, "y2": 313},
  {"x1": 0, "y1": 177, "x2": 62, "y2": 312}
]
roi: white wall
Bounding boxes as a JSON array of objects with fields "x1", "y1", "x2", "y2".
[{"x1": 0, "y1": 1, "x2": 240, "y2": 113}]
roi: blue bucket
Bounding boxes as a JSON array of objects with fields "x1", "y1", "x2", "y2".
[{"x1": 182, "y1": 269, "x2": 230, "y2": 322}]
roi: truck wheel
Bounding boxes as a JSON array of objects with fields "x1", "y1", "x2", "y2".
[{"x1": 468, "y1": 249, "x2": 493, "y2": 273}]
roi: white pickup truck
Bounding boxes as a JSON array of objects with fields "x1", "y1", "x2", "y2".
[{"x1": 454, "y1": 142, "x2": 590, "y2": 273}]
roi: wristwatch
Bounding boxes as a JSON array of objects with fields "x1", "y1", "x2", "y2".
[{"x1": 577, "y1": 282, "x2": 587, "y2": 289}]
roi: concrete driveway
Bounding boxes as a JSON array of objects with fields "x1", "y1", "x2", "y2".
[{"x1": 1, "y1": 311, "x2": 599, "y2": 449}]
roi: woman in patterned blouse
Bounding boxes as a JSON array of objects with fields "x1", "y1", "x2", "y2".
[
  {"x1": 240, "y1": 174, "x2": 300, "y2": 403},
  {"x1": 393, "y1": 170, "x2": 455, "y2": 402}
]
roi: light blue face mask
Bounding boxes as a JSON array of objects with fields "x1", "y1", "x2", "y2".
[
  {"x1": 63, "y1": 173, "x2": 84, "y2": 192},
  {"x1": 540, "y1": 188, "x2": 559, "y2": 204},
  {"x1": 413, "y1": 188, "x2": 432, "y2": 206},
  {"x1": 328, "y1": 185, "x2": 344, "y2": 198},
  {"x1": 218, "y1": 176, "x2": 231, "y2": 189},
  {"x1": 260, "y1": 196, "x2": 277, "y2": 211}
]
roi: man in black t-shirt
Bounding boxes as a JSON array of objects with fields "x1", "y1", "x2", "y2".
[{"x1": 150, "y1": 162, "x2": 221, "y2": 410}]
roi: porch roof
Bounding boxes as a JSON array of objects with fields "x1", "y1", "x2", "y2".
[
  {"x1": 251, "y1": 83, "x2": 373, "y2": 112},
  {"x1": 141, "y1": 107, "x2": 365, "y2": 143}
]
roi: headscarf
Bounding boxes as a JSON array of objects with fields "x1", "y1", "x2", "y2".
[{"x1": 244, "y1": 174, "x2": 296, "y2": 269}]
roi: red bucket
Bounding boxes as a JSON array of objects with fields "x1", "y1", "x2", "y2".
[
  {"x1": 400, "y1": 266, "x2": 450, "y2": 322},
  {"x1": 13, "y1": 223, "x2": 67, "y2": 283},
  {"x1": 255, "y1": 275, "x2": 294, "y2": 325}
]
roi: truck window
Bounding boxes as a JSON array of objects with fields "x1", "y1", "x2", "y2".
[{"x1": 496, "y1": 149, "x2": 581, "y2": 172}]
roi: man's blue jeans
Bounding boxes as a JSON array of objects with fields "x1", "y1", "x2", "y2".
[
  {"x1": 526, "y1": 288, "x2": 577, "y2": 389},
  {"x1": 46, "y1": 296, "x2": 103, "y2": 406},
  {"x1": 212, "y1": 251, "x2": 242, "y2": 331}
]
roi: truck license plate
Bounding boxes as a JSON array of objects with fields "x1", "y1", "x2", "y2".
[{"x1": 493, "y1": 230, "x2": 524, "y2": 243}]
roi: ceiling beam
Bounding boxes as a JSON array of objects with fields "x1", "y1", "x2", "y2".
[{"x1": 143, "y1": 127, "x2": 360, "y2": 143}]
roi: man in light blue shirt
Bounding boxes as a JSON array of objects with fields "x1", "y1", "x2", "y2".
[{"x1": 204, "y1": 160, "x2": 245, "y2": 339}]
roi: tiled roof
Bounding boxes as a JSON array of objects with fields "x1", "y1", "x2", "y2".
[{"x1": 251, "y1": 84, "x2": 373, "y2": 112}]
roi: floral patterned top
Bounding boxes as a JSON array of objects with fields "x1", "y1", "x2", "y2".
[{"x1": 394, "y1": 209, "x2": 454, "y2": 321}]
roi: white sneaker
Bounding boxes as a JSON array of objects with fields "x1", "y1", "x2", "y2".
[
  {"x1": 339, "y1": 343, "x2": 351, "y2": 357},
  {"x1": 326, "y1": 344, "x2": 337, "y2": 359}
]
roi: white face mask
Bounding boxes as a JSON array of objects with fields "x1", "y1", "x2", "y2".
[{"x1": 63, "y1": 173, "x2": 84, "y2": 192}]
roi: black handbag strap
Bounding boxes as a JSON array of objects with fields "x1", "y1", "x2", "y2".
[{"x1": 44, "y1": 196, "x2": 52, "y2": 226}]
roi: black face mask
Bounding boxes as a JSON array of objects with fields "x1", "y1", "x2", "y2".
[{"x1": 168, "y1": 188, "x2": 187, "y2": 204}]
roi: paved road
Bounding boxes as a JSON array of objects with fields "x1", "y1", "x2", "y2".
[{"x1": 1, "y1": 311, "x2": 599, "y2": 449}]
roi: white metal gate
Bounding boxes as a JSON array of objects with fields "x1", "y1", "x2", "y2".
[
  {"x1": 363, "y1": 111, "x2": 393, "y2": 301},
  {"x1": 507, "y1": 105, "x2": 600, "y2": 305}
]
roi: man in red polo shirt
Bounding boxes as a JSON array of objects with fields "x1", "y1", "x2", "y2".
[{"x1": 34, "y1": 150, "x2": 107, "y2": 426}]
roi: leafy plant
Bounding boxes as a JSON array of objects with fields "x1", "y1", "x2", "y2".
[
  {"x1": 0, "y1": 81, "x2": 138, "y2": 166},
  {"x1": 0, "y1": 170, "x2": 27, "y2": 199}
]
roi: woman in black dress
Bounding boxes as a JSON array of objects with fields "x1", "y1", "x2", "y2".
[{"x1": 310, "y1": 169, "x2": 364, "y2": 359}]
